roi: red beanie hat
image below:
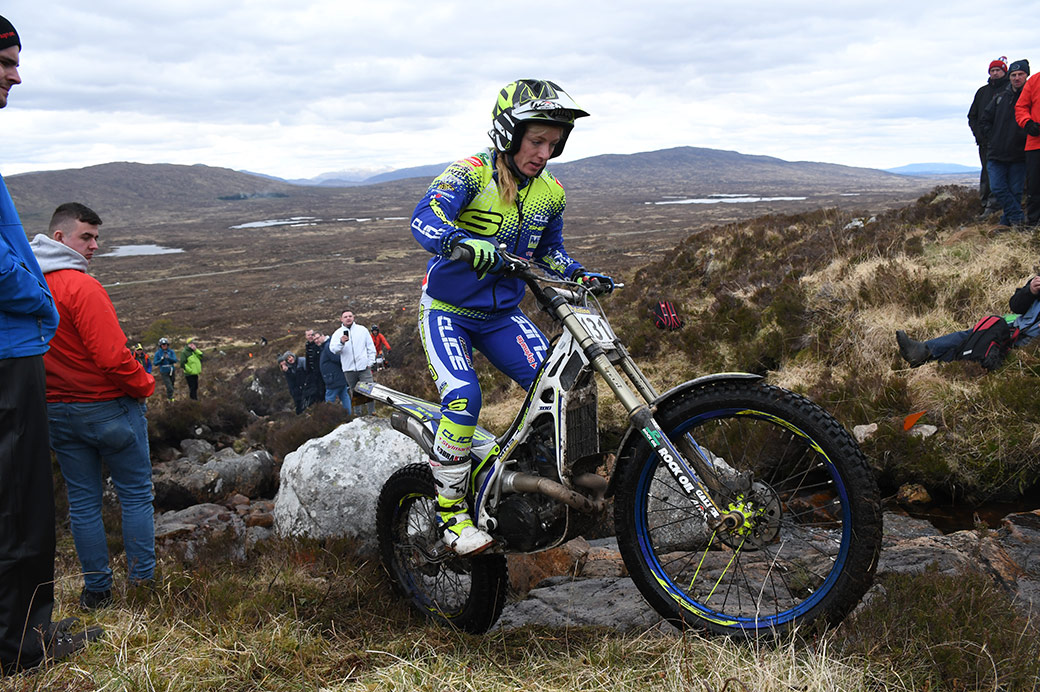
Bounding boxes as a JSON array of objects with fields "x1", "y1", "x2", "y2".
[{"x1": 989, "y1": 56, "x2": 1008, "y2": 73}]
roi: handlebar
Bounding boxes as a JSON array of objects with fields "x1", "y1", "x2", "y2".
[{"x1": 448, "y1": 243, "x2": 621, "y2": 297}]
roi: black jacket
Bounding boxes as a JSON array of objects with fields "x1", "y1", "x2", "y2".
[
  {"x1": 304, "y1": 340, "x2": 326, "y2": 403},
  {"x1": 283, "y1": 359, "x2": 308, "y2": 413},
  {"x1": 969, "y1": 74, "x2": 1010, "y2": 145},
  {"x1": 981, "y1": 84, "x2": 1026, "y2": 162}
]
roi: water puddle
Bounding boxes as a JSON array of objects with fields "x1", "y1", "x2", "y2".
[
  {"x1": 649, "y1": 194, "x2": 808, "y2": 205},
  {"x1": 100, "y1": 244, "x2": 184, "y2": 257}
]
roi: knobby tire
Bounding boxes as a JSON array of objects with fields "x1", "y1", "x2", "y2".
[
  {"x1": 376, "y1": 463, "x2": 508, "y2": 634},
  {"x1": 614, "y1": 381, "x2": 882, "y2": 637}
]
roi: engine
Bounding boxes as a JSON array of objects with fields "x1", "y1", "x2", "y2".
[{"x1": 493, "y1": 492, "x2": 565, "y2": 552}]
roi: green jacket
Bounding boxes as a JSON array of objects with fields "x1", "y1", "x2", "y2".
[{"x1": 181, "y1": 345, "x2": 203, "y2": 375}]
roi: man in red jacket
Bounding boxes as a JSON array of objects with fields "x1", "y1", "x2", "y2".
[
  {"x1": 29, "y1": 203, "x2": 156, "y2": 612},
  {"x1": 1016, "y1": 71, "x2": 1040, "y2": 227}
]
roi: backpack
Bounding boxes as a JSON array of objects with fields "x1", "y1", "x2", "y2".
[
  {"x1": 959, "y1": 315, "x2": 1020, "y2": 370},
  {"x1": 652, "y1": 300, "x2": 684, "y2": 331}
]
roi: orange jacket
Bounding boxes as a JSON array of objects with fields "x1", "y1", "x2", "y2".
[
  {"x1": 1015, "y1": 73, "x2": 1040, "y2": 151},
  {"x1": 43, "y1": 267, "x2": 155, "y2": 402},
  {"x1": 372, "y1": 332, "x2": 391, "y2": 355}
]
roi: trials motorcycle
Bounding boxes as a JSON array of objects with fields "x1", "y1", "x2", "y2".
[{"x1": 355, "y1": 248, "x2": 882, "y2": 637}]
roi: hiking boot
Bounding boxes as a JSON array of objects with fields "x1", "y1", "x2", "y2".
[
  {"x1": 436, "y1": 496, "x2": 493, "y2": 556},
  {"x1": 79, "y1": 588, "x2": 113, "y2": 610},
  {"x1": 41, "y1": 623, "x2": 104, "y2": 665},
  {"x1": 896, "y1": 330, "x2": 931, "y2": 367}
]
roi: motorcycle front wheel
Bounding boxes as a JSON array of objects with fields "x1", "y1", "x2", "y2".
[
  {"x1": 614, "y1": 380, "x2": 882, "y2": 638},
  {"x1": 376, "y1": 463, "x2": 508, "y2": 634}
]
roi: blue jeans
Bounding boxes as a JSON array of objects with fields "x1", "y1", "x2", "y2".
[
  {"x1": 324, "y1": 384, "x2": 352, "y2": 414},
  {"x1": 925, "y1": 330, "x2": 973, "y2": 362},
  {"x1": 47, "y1": 398, "x2": 155, "y2": 591},
  {"x1": 987, "y1": 159, "x2": 1026, "y2": 226}
]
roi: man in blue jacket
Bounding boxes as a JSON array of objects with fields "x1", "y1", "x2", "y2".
[{"x1": 0, "y1": 15, "x2": 101, "y2": 674}]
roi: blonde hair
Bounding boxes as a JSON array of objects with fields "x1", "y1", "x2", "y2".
[{"x1": 496, "y1": 122, "x2": 564, "y2": 205}]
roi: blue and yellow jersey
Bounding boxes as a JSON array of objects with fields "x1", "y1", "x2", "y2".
[{"x1": 411, "y1": 150, "x2": 582, "y2": 317}]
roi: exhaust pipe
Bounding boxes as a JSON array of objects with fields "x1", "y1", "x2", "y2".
[{"x1": 500, "y1": 470, "x2": 607, "y2": 513}]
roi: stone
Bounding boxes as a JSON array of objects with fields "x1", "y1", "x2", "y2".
[
  {"x1": 852, "y1": 423, "x2": 878, "y2": 443},
  {"x1": 153, "y1": 448, "x2": 276, "y2": 510},
  {"x1": 272, "y1": 417, "x2": 424, "y2": 553},
  {"x1": 896, "y1": 482, "x2": 932, "y2": 506},
  {"x1": 154, "y1": 502, "x2": 247, "y2": 563}
]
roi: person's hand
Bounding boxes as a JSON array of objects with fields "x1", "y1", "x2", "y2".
[
  {"x1": 1029, "y1": 275, "x2": 1040, "y2": 295},
  {"x1": 280, "y1": 361, "x2": 288, "y2": 372},
  {"x1": 574, "y1": 270, "x2": 616, "y2": 294},
  {"x1": 1026, "y1": 120, "x2": 1040, "y2": 137},
  {"x1": 341, "y1": 333, "x2": 349, "y2": 343},
  {"x1": 453, "y1": 238, "x2": 503, "y2": 280}
]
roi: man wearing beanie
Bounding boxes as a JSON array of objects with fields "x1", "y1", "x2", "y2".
[
  {"x1": 968, "y1": 57, "x2": 1010, "y2": 216},
  {"x1": 0, "y1": 15, "x2": 102, "y2": 675},
  {"x1": 981, "y1": 59, "x2": 1031, "y2": 228},
  {"x1": 1016, "y1": 64, "x2": 1040, "y2": 228}
]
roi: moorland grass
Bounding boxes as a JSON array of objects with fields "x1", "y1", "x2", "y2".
[{"x1": 8, "y1": 536, "x2": 1037, "y2": 691}]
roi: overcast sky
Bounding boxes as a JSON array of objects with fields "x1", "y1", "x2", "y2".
[{"x1": 0, "y1": 1, "x2": 1035, "y2": 180}]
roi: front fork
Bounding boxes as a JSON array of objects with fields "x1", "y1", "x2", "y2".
[{"x1": 565, "y1": 313, "x2": 745, "y2": 534}]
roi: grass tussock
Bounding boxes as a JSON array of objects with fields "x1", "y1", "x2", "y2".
[{"x1": 14, "y1": 538, "x2": 1036, "y2": 692}]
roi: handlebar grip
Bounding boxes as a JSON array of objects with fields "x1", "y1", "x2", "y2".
[{"x1": 449, "y1": 245, "x2": 473, "y2": 262}]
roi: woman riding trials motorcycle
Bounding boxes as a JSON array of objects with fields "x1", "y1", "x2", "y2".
[{"x1": 411, "y1": 79, "x2": 615, "y2": 555}]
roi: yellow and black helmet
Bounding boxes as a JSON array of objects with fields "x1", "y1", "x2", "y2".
[{"x1": 489, "y1": 79, "x2": 589, "y2": 158}]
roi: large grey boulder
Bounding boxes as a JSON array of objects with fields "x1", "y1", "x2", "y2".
[{"x1": 273, "y1": 417, "x2": 424, "y2": 552}]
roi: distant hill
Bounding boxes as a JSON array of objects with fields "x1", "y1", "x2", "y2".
[
  {"x1": 260, "y1": 148, "x2": 932, "y2": 191},
  {"x1": 885, "y1": 163, "x2": 980, "y2": 176},
  {"x1": 7, "y1": 161, "x2": 304, "y2": 228},
  {"x1": 7, "y1": 147, "x2": 934, "y2": 227}
]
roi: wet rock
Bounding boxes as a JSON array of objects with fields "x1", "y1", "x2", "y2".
[
  {"x1": 896, "y1": 483, "x2": 932, "y2": 506},
  {"x1": 507, "y1": 537, "x2": 627, "y2": 595}
]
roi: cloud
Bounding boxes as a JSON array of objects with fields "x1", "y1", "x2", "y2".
[{"x1": 1, "y1": 0, "x2": 1035, "y2": 178}]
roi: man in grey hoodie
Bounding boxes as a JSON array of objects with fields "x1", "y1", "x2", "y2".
[{"x1": 30, "y1": 204, "x2": 155, "y2": 614}]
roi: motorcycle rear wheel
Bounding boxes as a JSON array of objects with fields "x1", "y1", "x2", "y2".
[
  {"x1": 614, "y1": 381, "x2": 882, "y2": 637},
  {"x1": 376, "y1": 463, "x2": 508, "y2": 634}
]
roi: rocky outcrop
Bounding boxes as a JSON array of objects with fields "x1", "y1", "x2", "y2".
[
  {"x1": 272, "y1": 417, "x2": 424, "y2": 550},
  {"x1": 146, "y1": 418, "x2": 1040, "y2": 631},
  {"x1": 495, "y1": 510, "x2": 1040, "y2": 631},
  {"x1": 152, "y1": 439, "x2": 276, "y2": 509}
]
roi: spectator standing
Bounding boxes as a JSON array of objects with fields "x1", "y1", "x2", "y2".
[
  {"x1": 133, "y1": 343, "x2": 152, "y2": 373},
  {"x1": 969, "y1": 57, "x2": 1010, "y2": 216},
  {"x1": 29, "y1": 202, "x2": 156, "y2": 612},
  {"x1": 0, "y1": 18, "x2": 101, "y2": 675},
  {"x1": 370, "y1": 324, "x2": 392, "y2": 369},
  {"x1": 329, "y1": 310, "x2": 377, "y2": 415},
  {"x1": 1016, "y1": 70, "x2": 1040, "y2": 227},
  {"x1": 179, "y1": 337, "x2": 203, "y2": 400},
  {"x1": 154, "y1": 338, "x2": 177, "y2": 401},
  {"x1": 981, "y1": 59, "x2": 1030, "y2": 228},
  {"x1": 303, "y1": 329, "x2": 326, "y2": 407},
  {"x1": 278, "y1": 352, "x2": 307, "y2": 414},
  {"x1": 318, "y1": 333, "x2": 352, "y2": 413}
]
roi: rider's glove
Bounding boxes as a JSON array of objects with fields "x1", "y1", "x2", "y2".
[
  {"x1": 573, "y1": 270, "x2": 616, "y2": 295},
  {"x1": 1026, "y1": 120, "x2": 1040, "y2": 137},
  {"x1": 452, "y1": 238, "x2": 503, "y2": 280}
]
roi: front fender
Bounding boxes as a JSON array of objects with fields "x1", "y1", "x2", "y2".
[{"x1": 606, "y1": 372, "x2": 762, "y2": 498}]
